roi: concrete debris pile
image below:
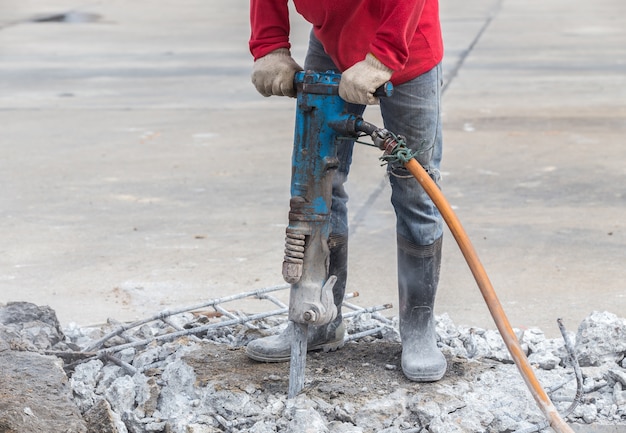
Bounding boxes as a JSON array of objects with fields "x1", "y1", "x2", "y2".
[{"x1": 1, "y1": 301, "x2": 626, "y2": 433}]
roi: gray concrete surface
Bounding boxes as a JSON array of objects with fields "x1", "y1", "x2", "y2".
[{"x1": 1, "y1": 0, "x2": 624, "y2": 337}]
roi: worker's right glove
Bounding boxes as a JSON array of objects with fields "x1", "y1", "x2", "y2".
[
  {"x1": 251, "y1": 48, "x2": 303, "y2": 98},
  {"x1": 339, "y1": 53, "x2": 393, "y2": 105}
]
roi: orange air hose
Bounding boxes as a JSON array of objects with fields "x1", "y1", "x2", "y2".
[{"x1": 404, "y1": 158, "x2": 574, "y2": 433}]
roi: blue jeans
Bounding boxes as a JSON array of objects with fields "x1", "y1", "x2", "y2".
[{"x1": 304, "y1": 32, "x2": 443, "y2": 246}]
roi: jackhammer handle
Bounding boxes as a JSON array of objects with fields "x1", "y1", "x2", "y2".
[
  {"x1": 373, "y1": 82, "x2": 393, "y2": 98},
  {"x1": 293, "y1": 71, "x2": 392, "y2": 98}
]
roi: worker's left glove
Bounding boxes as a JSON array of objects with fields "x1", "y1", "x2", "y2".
[
  {"x1": 252, "y1": 48, "x2": 303, "y2": 98},
  {"x1": 339, "y1": 53, "x2": 393, "y2": 105}
]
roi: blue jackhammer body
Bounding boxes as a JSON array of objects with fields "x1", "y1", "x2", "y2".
[
  {"x1": 282, "y1": 71, "x2": 356, "y2": 327},
  {"x1": 282, "y1": 71, "x2": 396, "y2": 398}
]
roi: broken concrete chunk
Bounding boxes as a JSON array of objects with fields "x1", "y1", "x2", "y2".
[
  {"x1": 83, "y1": 398, "x2": 127, "y2": 433},
  {"x1": 576, "y1": 311, "x2": 626, "y2": 366},
  {"x1": 0, "y1": 350, "x2": 87, "y2": 433}
]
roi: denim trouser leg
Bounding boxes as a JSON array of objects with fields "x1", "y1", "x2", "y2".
[
  {"x1": 380, "y1": 64, "x2": 444, "y2": 246},
  {"x1": 304, "y1": 31, "x2": 443, "y2": 246}
]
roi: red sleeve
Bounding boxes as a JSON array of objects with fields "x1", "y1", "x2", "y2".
[
  {"x1": 369, "y1": 1, "x2": 427, "y2": 71},
  {"x1": 249, "y1": 0, "x2": 292, "y2": 60}
]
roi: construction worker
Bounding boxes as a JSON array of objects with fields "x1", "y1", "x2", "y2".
[{"x1": 246, "y1": 1, "x2": 446, "y2": 382}]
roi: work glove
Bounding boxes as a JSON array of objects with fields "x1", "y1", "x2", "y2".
[
  {"x1": 339, "y1": 53, "x2": 393, "y2": 105},
  {"x1": 252, "y1": 48, "x2": 303, "y2": 98}
]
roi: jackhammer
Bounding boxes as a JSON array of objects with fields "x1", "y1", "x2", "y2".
[{"x1": 280, "y1": 71, "x2": 573, "y2": 433}]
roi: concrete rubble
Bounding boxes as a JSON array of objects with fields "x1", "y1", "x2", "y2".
[
  {"x1": 0, "y1": 303, "x2": 87, "y2": 433},
  {"x1": 2, "y1": 2, "x2": 624, "y2": 433},
  {"x1": 1, "y1": 301, "x2": 626, "y2": 433}
]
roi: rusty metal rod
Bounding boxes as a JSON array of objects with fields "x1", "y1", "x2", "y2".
[
  {"x1": 343, "y1": 300, "x2": 394, "y2": 324},
  {"x1": 96, "y1": 307, "x2": 289, "y2": 355},
  {"x1": 102, "y1": 353, "x2": 138, "y2": 375},
  {"x1": 85, "y1": 284, "x2": 289, "y2": 351},
  {"x1": 344, "y1": 326, "x2": 387, "y2": 342},
  {"x1": 94, "y1": 301, "x2": 394, "y2": 356},
  {"x1": 557, "y1": 318, "x2": 584, "y2": 417},
  {"x1": 343, "y1": 303, "x2": 393, "y2": 318},
  {"x1": 403, "y1": 158, "x2": 574, "y2": 433}
]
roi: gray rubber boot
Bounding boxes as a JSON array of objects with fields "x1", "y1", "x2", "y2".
[
  {"x1": 246, "y1": 234, "x2": 348, "y2": 362},
  {"x1": 397, "y1": 234, "x2": 447, "y2": 381}
]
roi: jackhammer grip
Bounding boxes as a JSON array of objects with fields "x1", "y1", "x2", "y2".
[
  {"x1": 294, "y1": 72, "x2": 393, "y2": 99},
  {"x1": 373, "y1": 82, "x2": 393, "y2": 98}
]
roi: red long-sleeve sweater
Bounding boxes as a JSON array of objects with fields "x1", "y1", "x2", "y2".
[{"x1": 249, "y1": 0, "x2": 443, "y2": 85}]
